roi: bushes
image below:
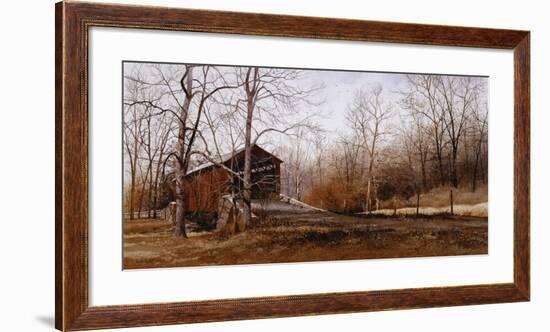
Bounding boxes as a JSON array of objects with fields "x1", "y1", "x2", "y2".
[
  {"x1": 303, "y1": 161, "x2": 416, "y2": 214},
  {"x1": 303, "y1": 179, "x2": 366, "y2": 214}
]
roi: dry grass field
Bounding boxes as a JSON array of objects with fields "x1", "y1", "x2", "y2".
[{"x1": 123, "y1": 200, "x2": 488, "y2": 269}]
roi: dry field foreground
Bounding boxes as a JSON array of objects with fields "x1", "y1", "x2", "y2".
[{"x1": 123, "y1": 200, "x2": 488, "y2": 269}]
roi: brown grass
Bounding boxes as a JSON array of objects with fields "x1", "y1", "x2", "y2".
[
  {"x1": 413, "y1": 184, "x2": 488, "y2": 207},
  {"x1": 123, "y1": 209, "x2": 488, "y2": 269},
  {"x1": 377, "y1": 184, "x2": 488, "y2": 210}
]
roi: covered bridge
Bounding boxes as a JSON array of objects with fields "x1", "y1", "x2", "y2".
[{"x1": 183, "y1": 144, "x2": 282, "y2": 212}]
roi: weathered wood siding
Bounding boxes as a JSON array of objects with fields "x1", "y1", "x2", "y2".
[
  {"x1": 184, "y1": 145, "x2": 283, "y2": 212},
  {"x1": 184, "y1": 167, "x2": 231, "y2": 212}
]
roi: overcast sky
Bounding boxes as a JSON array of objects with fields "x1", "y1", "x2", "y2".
[{"x1": 297, "y1": 69, "x2": 408, "y2": 137}]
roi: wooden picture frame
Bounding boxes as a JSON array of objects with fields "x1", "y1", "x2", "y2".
[{"x1": 55, "y1": 1, "x2": 530, "y2": 330}]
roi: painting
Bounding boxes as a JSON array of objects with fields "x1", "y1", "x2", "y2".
[{"x1": 122, "y1": 61, "x2": 488, "y2": 269}]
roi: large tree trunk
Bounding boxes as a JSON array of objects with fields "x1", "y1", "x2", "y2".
[
  {"x1": 242, "y1": 94, "x2": 254, "y2": 229},
  {"x1": 174, "y1": 172, "x2": 187, "y2": 237},
  {"x1": 173, "y1": 67, "x2": 194, "y2": 237}
]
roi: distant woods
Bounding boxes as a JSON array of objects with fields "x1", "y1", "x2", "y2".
[
  {"x1": 123, "y1": 62, "x2": 488, "y2": 229},
  {"x1": 293, "y1": 75, "x2": 488, "y2": 213}
]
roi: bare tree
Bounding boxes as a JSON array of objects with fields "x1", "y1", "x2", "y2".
[
  {"x1": 279, "y1": 128, "x2": 313, "y2": 200},
  {"x1": 403, "y1": 75, "x2": 448, "y2": 186},
  {"x1": 125, "y1": 64, "x2": 239, "y2": 237},
  {"x1": 346, "y1": 85, "x2": 393, "y2": 212},
  {"x1": 137, "y1": 104, "x2": 155, "y2": 218},
  {"x1": 141, "y1": 110, "x2": 173, "y2": 218},
  {"x1": 123, "y1": 71, "x2": 146, "y2": 220},
  {"x1": 123, "y1": 106, "x2": 143, "y2": 220},
  {"x1": 337, "y1": 134, "x2": 362, "y2": 191},
  {"x1": 469, "y1": 89, "x2": 488, "y2": 191},
  {"x1": 313, "y1": 135, "x2": 327, "y2": 187},
  {"x1": 399, "y1": 93, "x2": 431, "y2": 191},
  {"x1": 435, "y1": 76, "x2": 479, "y2": 187},
  {"x1": 234, "y1": 67, "x2": 322, "y2": 228}
]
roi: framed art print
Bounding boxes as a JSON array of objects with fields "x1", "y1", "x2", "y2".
[{"x1": 56, "y1": 1, "x2": 530, "y2": 330}]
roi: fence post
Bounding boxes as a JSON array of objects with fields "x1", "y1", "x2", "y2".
[{"x1": 450, "y1": 189, "x2": 454, "y2": 215}]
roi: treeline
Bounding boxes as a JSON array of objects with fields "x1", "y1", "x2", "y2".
[{"x1": 279, "y1": 75, "x2": 488, "y2": 213}]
